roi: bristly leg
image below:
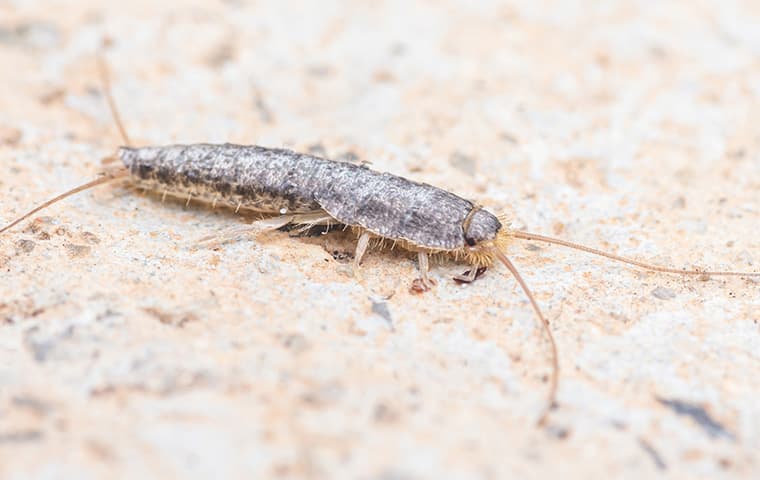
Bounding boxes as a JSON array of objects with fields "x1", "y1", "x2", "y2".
[
  {"x1": 417, "y1": 252, "x2": 436, "y2": 290},
  {"x1": 193, "y1": 212, "x2": 331, "y2": 249},
  {"x1": 193, "y1": 214, "x2": 295, "y2": 249},
  {"x1": 352, "y1": 231, "x2": 371, "y2": 265},
  {"x1": 280, "y1": 220, "x2": 337, "y2": 238}
]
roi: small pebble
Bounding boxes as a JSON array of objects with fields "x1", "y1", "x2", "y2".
[
  {"x1": 737, "y1": 250, "x2": 753, "y2": 266},
  {"x1": 651, "y1": 286, "x2": 676, "y2": 300},
  {"x1": 448, "y1": 151, "x2": 477, "y2": 176},
  {"x1": 0, "y1": 126, "x2": 22, "y2": 146},
  {"x1": 64, "y1": 243, "x2": 91, "y2": 257},
  {"x1": 15, "y1": 239, "x2": 35, "y2": 254}
]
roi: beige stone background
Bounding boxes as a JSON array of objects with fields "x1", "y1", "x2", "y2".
[{"x1": 1, "y1": 0, "x2": 759, "y2": 478}]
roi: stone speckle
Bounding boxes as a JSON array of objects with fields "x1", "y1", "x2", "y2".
[
  {"x1": 656, "y1": 397, "x2": 736, "y2": 441},
  {"x1": 651, "y1": 286, "x2": 677, "y2": 300}
]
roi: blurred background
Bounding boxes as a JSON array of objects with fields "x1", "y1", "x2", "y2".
[{"x1": 1, "y1": 1, "x2": 759, "y2": 478}]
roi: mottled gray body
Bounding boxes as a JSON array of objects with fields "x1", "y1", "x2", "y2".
[{"x1": 119, "y1": 143, "x2": 501, "y2": 251}]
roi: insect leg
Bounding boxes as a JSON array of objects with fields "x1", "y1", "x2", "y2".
[
  {"x1": 351, "y1": 231, "x2": 372, "y2": 282},
  {"x1": 417, "y1": 252, "x2": 436, "y2": 289},
  {"x1": 193, "y1": 212, "x2": 336, "y2": 249},
  {"x1": 290, "y1": 215, "x2": 335, "y2": 234},
  {"x1": 354, "y1": 231, "x2": 371, "y2": 270},
  {"x1": 453, "y1": 267, "x2": 478, "y2": 283}
]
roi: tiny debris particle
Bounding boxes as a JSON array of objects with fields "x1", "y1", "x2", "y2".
[
  {"x1": 0, "y1": 21, "x2": 61, "y2": 49},
  {"x1": 737, "y1": 250, "x2": 753, "y2": 266},
  {"x1": 638, "y1": 438, "x2": 667, "y2": 471},
  {"x1": 373, "y1": 402, "x2": 401, "y2": 423},
  {"x1": 252, "y1": 89, "x2": 274, "y2": 124},
  {"x1": 306, "y1": 64, "x2": 332, "y2": 77},
  {"x1": 373, "y1": 69, "x2": 395, "y2": 83},
  {"x1": 24, "y1": 325, "x2": 75, "y2": 363},
  {"x1": 207, "y1": 253, "x2": 221, "y2": 267},
  {"x1": 0, "y1": 125, "x2": 22, "y2": 145},
  {"x1": 0, "y1": 430, "x2": 43, "y2": 444},
  {"x1": 281, "y1": 333, "x2": 311, "y2": 354},
  {"x1": 64, "y1": 243, "x2": 91, "y2": 257},
  {"x1": 371, "y1": 299, "x2": 393, "y2": 328},
  {"x1": 11, "y1": 395, "x2": 51, "y2": 416},
  {"x1": 544, "y1": 424, "x2": 570, "y2": 439},
  {"x1": 656, "y1": 397, "x2": 735, "y2": 441},
  {"x1": 390, "y1": 42, "x2": 406, "y2": 56},
  {"x1": 651, "y1": 286, "x2": 676, "y2": 300},
  {"x1": 649, "y1": 44, "x2": 668, "y2": 59},
  {"x1": 307, "y1": 143, "x2": 327, "y2": 157},
  {"x1": 80, "y1": 231, "x2": 101, "y2": 244},
  {"x1": 329, "y1": 249, "x2": 353, "y2": 263},
  {"x1": 86, "y1": 439, "x2": 116, "y2": 462},
  {"x1": 39, "y1": 87, "x2": 65, "y2": 105},
  {"x1": 300, "y1": 381, "x2": 344, "y2": 408},
  {"x1": 142, "y1": 307, "x2": 198, "y2": 328},
  {"x1": 205, "y1": 40, "x2": 236, "y2": 67},
  {"x1": 15, "y1": 239, "x2": 35, "y2": 254},
  {"x1": 256, "y1": 254, "x2": 279, "y2": 273},
  {"x1": 448, "y1": 151, "x2": 477, "y2": 176},
  {"x1": 336, "y1": 151, "x2": 360, "y2": 163},
  {"x1": 500, "y1": 131, "x2": 518, "y2": 143},
  {"x1": 22, "y1": 216, "x2": 54, "y2": 235}
]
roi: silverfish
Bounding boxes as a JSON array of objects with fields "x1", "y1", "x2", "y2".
[{"x1": 2, "y1": 53, "x2": 758, "y2": 426}]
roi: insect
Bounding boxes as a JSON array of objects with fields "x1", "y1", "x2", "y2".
[{"x1": 2, "y1": 51, "x2": 758, "y2": 426}]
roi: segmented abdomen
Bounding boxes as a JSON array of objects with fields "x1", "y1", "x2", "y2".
[{"x1": 119, "y1": 144, "x2": 324, "y2": 214}]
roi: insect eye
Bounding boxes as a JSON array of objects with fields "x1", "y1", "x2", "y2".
[{"x1": 465, "y1": 236, "x2": 476, "y2": 247}]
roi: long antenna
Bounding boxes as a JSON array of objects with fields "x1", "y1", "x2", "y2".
[
  {"x1": 96, "y1": 41, "x2": 131, "y2": 147},
  {"x1": 510, "y1": 230, "x2": 760, "y2": 277},
  {"x1": 0, "y1": 169, "x2": 128, "y2": 234},
  {"x1": 491, "y1": 247, "x2": 558, "y2": 427},
  {"x1": 1, "y1": 41, "x2": 133, "y2": 235}
]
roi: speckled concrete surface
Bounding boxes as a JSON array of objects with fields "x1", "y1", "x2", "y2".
[{"x1": 1, "y1": 1, "x2": 759, "y2": 479}]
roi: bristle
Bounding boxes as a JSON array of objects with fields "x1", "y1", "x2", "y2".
[
  {"x1": 344, "y1": 225, "x2": 517, "y2": 268},
  {"x1": 497, "y1": 212, "x2": 513, "y2": 226}
]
